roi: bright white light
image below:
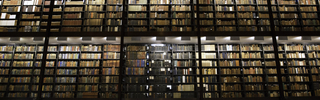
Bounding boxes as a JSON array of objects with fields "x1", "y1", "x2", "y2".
[
  {"x1": 103, "y1": 37, "x2": 107, "y2": 39},
  {"x1": 175, "y1": 37, "x2": 181, "y2": 40},
  {"x1": 316, "y1": 37, "x2": 320, "y2": 39},
  {"x1": 201, "y1": 36, "x2": 206, "y2": 40},
  {"x1": 224, "y1": 36, "x2": 230, "y2": 40},
  {"x1": 151, "y1": 44, "x2": 165, "y2": 46},
  {"x1": 248, "y1": 36, "x2": 254, "y2": 40},
  {"x1": 294, "y1": 36, "x2": 302, "y2": 40},
  {"x1": 151, "y1": 37, "x2": 156, "y2": 40}
]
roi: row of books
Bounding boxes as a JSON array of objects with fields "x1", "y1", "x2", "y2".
[
  {"x1": 78, "y1": 85, "x2": 98, "y2": 91},
  {"x1": 56, "y1": 69, "x2": 77, "y2": 75},
  {"x1": 125, "y1": 68, "x2": 145, "y2": 75},
  {"x1": 37, "y1": 54, "x2": 56, "y2": 59},
  {"x1": 11, "y1": 69, "x2": 40, "y2": 75},
  {"x1": 221, "y1": 84, "x2": 241, "y2": 91},
  {"x1": 14, "y1": 53, "x2": 34, "y2": 59},
  {"x1": 103, "y1": 68, "x2": 119, "y2": 75},
  {"x1": 8, "y1": 85, "x2": 30, "y2": 91},
  {"x1": 173, "y1": 53, "x2": 193, "y2": 59},
  {"x1": 12, "y1": 61, "x2": 34, "y2": 67},
  {"x1": 173, "y1": 60, "x2": 193, "y2": 67},
  {"x1": 173, "y1": 68, "x2": 194, "y2": 75},
  {"x1": 246, "y1": 76, "x2": 264, "y2": 82},
  {"x1": 62, "y1": 20, "x2": 82, "y2": 25},
  {"x1": 0, "y1": 53, "x2": 12, "y2": 59},
  {"x1": 150, "y1": 53, "x2": 171, "y2": 59},
  {"x1": 149, "y1": 68, "x2": 170, "y2": 75},
  {"x1": 202, "y1": 76, "x2": 217, "y2": 83},
  {"x1": 197, "y1": 53, "x2": 216, "y2": 59},
  {"x1": 58, "y1": 53, "x2": 79, "y2": 59},
  {"x1": 150, "y1": 60, "x2": 171, "y2": 67},
  {"x1": 198, "y1": 60, "x2": 216, "y2": 66}
]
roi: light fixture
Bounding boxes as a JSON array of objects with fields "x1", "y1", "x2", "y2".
[
  {"x1": 156, "y1": 37, "x2": 165, "y2": 41},
  {"x1": 206, "y1": 36, "x2": 216, "y2": 40},
  {"x1": 57, "y1": 37, "x2": 67, "y2": 41},
  {"x1": 131, "y1": 37, "x2": 141, "y2": 41},
  {"x1": 224, "y1": 36, "x2": 231, "y2": 40},
  {"x1": 181, "y1": 37, "x2": 190, "y2": 41},
  {"x1": 293, "y1": 36, "x2": 302, "y2": 40},
  {"x1": 10, "y1": 37, "x2": 20, "y2": 41},
  {"x1": 254, "y1": 36, "x2": 264, "y2": 40},
  {"x1": 230, "y1": 36, "x2": 240, "y2": 40},
  {"x1": 33, "y1": 37, "x2": 44, "y2": 41},
  {"x1": 106, "y1": 37, "x2": 116, "y2": 41},
  {"x1": 278, "y1": 36, "x2": 288, "y2": 40},
  {"x1": 82, "y1": 37, "x2": 92, "y2": 41},
  {"x1": 302, "y1": 36, "x2": 311, "y2": 40}
]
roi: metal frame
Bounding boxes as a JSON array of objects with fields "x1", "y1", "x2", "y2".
[{"x1": 1, "y1": 0, "x2": 320, "y2": 99}]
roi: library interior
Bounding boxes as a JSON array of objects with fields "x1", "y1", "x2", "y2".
[{"x1": 0, "y1": 0, "x2": 320, "y2": 100}]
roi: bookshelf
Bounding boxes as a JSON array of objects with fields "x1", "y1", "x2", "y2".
[
  {"x1": 126, "y1": 0, "x2": 194, "y2": 31},
  {"x1": 123, "y1": 44, "x2": 198, "y2": 98},
  {"x1": 4, "y1": 35, "x2": 320, "y2": 100},
  {"x1": 40, "y1": 44, "x2": 120, "y2": 98},
  {"x1": 46, "y1": 0, "x2": 123, "y2": 32},
  {"x1": 0, "y1": 44, "x2": 41, "y2": 98},
  {"x1": 172, "y1": 44, "x2": 197, "y2": 98},
  {"x1": 195, "y1": 44, "x2": 283, "y2": 98},
  {"x1": 0, "y1": 0, "x2": 47, "y2": 32},
  {"x1": 271, "y1": 0, "x2": 320, "y2": 31},
  {"x1": 0, "y1": 0, "x2": 319, "y2": 32}
]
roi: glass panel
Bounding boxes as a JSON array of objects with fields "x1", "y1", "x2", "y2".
[{"x1": 123, "y1": 37, "x2": 198, "y2": 98}]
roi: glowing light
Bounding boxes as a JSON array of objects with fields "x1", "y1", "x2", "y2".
[
  {"x1": 224, "y1": 36, "x2": 230, "y2": 40},
  {"x1": 201, "y1": 36, "x2": 206, "y2": 40},
  {"x1": 248, "y1": 36, "x2": 254, "y2": 40},
  {"x1": 293, "y1": 36, "x2": 302, "y2": 40}
]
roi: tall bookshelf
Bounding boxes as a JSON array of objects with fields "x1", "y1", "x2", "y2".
[
  {"x1": 41, "y1": 44, "x2": 120, "y2": 98},
  {"x1": 263, "y1": 44, "x2": 281, "y2": 97},
  {"x1": 122, "y1": 44, "x2": 198, "y2": 98},
  {"x1": 5, "y1": 41, "x2": 320, "y2": 99},
  {"x1": 148, "y1": 44, "x2": 172, "y2": 98},
  {"x1": 48, "y1": 0, "x2": 122, "y2": 32},
  {"x1": 306, "y1": 44, "x2": 320, "y2": 96},
  {"x1": 0, "y1": 44, "x2": 41, "y2": 98},
  {"x1": 0, "y1": 0, "x2": 46, "y2": 32},
  {"x1": 101, "y1": 44, "x2": 120, "y2": 98},
  {"x1": 172, "y1": 44, "x2": 197, "y2": 98},
  {"x1": 280, "y1": 44, "x2": 312, "y2": 97},
  {"x1": 196, "y1": 44, "x2": 283, "y2": 98},
  {"x1": 123, "y1": 44, "x2": 148, "y2": 98},
  {"x1": 0, "y1": 0, "x2": 320, "y2": 32},
  {"x1": 271, "y1": 0, "x2": 320, "y2": 31},
  {"x1": 126, "y1": 0, "x2": 194, "y2": 31},
  {"x1": 0, "y1": 45, "x2": 13, "y2": 97}
]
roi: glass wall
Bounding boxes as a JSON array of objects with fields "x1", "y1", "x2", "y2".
[
  {"x1": 2, "y1": 36, "x2": 320, "y2": 99},
  {"x1": 122, "y1": 37, "x2": 199, "y2": 98}
]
